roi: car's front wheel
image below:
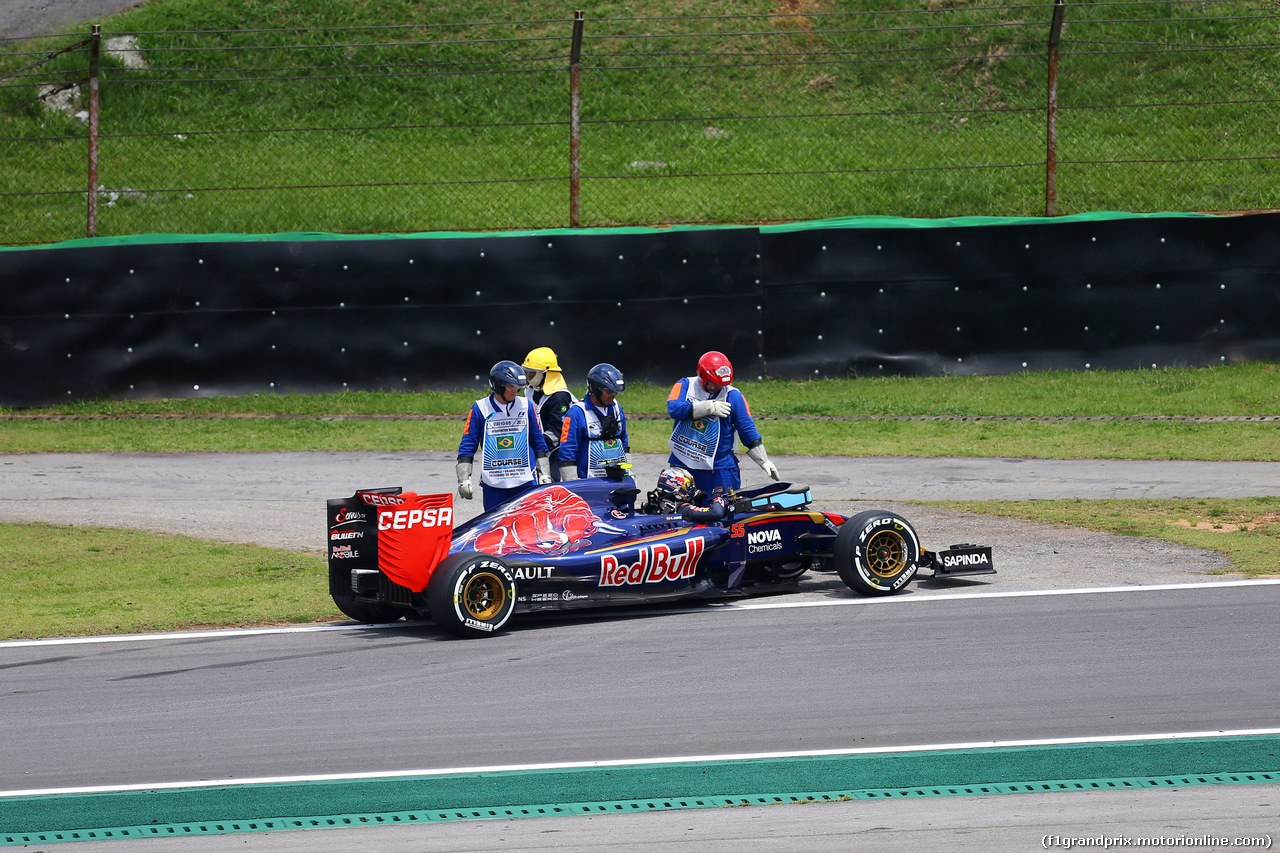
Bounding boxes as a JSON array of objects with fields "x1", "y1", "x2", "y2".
[
  {"x1": 833, "y1": 510, "x2": 921, "y2": 596},
  {"x1": 426, "y1": 553, "x2": 518, "y2": 638}
]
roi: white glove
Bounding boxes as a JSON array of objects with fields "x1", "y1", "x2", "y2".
[
  {"x1": 456, "y1": 461, "x2": 474, "y2": 500},
  {"x1": 747, "y1": 445, "x2": 780, "y2": 481},
  {"x1": 691, "y1": 399, "x2": 731, "y2": 419},
  {"x1": 559, "y1": 464, "x2": 579, "y2": 481},
  {"x1": 536, "y1": 456, "x2": 552, "y2": 485}
]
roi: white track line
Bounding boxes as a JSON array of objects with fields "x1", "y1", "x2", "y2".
[
  {"x1": 717, "y1": 577, "x2": 1280, "y2": 611},
  {"x1": 4, "y1": 727, "x2": 1279, "y2": 800},
  {"x1": 0, "y1": 621, "x2": 405, "y2": 649},
  {"x1": 2, "y1": 578, "x2": 1278, "y2": 649}
]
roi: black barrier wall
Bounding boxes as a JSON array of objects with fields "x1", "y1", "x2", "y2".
[
  {"x1": 759, "y1": 213, "x2": 1280, "y2": 377},
  {"x1": 1, "y1": 213, "x2": 1278, "y2": 407}
]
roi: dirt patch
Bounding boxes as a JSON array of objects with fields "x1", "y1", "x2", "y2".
[
  {"x1": 1169, "y1": 512, "x2": 1280, "y2": 533},
  {"x1": 776, "y1": 0, "x2": 821, "y2": 15},
  {"x1": 774, "y1": 0, "x2": 819, "y2": 34}
]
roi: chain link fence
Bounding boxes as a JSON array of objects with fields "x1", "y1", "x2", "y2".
[{"x1": 2, "y1": 1, "x2": 1277, "y2": 246}]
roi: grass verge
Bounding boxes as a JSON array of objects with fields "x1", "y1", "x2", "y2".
[
  {"x1": 7, "y1": 363, "x2": 1280, "y2": 419},
  {"x1": 3, "y1": 523, "x2": 333, "y2": 640},
  {"x1": 3, "y1": 417, "x2": 1280, "y2": 461},
  {"x1": 2, "y1": 365, "x2": 1279, "y2": 459}
]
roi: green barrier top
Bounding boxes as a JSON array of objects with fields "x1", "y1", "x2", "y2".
[{"x1": 3, "y1": 210, "x2": 1231, "y2": 253}]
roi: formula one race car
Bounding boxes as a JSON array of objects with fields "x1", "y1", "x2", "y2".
[{"x1": 326, "y1": 473, "x2": 994, "y2": 638}]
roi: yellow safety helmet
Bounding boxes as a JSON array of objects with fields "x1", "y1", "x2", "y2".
[{"x1": 523, "y1": 347, "x2": 561, "y2": 372}]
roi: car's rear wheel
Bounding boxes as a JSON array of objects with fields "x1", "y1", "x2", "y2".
[
  {"x1": 426, "y1": 553, "x2": 517, "y2": 638},
  {"x1": 834, "y1": 510, "x2": 921, "y2": 596}
]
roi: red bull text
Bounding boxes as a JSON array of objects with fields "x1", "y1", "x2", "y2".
[{"x1": 600, "y1": 537, "x2": 705, "y2": 587}]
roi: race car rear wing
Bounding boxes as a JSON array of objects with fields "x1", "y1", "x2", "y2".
[{"x1": 327, "y1": 488, "x2": 455, "y2": 593}]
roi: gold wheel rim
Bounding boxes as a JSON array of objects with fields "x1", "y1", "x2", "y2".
[
  {"x1": 462, "y1": 571, "x2": 507, "y2": 621},
  {"x1": 865, "y1": 529, "x2": 907, "y2": 578}
]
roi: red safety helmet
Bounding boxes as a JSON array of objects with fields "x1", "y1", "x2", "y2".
[{"x1": 697, "y1": 351, "x2": 733, "y2": 388}]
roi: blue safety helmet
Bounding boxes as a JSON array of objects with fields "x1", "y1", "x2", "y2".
[
  {"x1": 586, "y1": 363, "x2": 625, "y2": 396},
  {"x1": 656, "y1": 466, "x2": 695, "y2": 504},
  {"x1": 489, "y1": 360, "x2": 528, "y2": 395}
]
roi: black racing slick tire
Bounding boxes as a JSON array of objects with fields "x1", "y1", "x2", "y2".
[
  {"x1": 426, "y1": 553, "x2": 518, "y2": 639},
  {"x1": 834, "y1": 510, "x2": 921, "y2": 596}
]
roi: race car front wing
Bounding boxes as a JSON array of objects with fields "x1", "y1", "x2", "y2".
[{"x1": 921, "y1": 543, "x2": 996, "y2": 577}]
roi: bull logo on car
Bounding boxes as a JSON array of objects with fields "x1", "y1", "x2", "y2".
[{"x1": 456, "y1": 485, "x2": 601, "y2": 557}]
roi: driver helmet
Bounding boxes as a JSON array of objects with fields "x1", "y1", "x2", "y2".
[
  {"x1": 655, "y1": 466, "x2": 696, "y2": 507},
  {"x1": 522, "y1": 346, "x2": 561, "y2": 390},
  {"x1": 488, "y1": 360, "x2": 528, "y2": 396},
  {"x1": 697, "y1": 351, "x2": 733, "y2": 389},
  {"x1": 586, "y1": 362, "x2": 625, "y2": 398}
]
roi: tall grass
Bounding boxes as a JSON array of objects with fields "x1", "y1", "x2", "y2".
[{"x1": 3, "y1": 0, "x2": 1278, "y2": 243}]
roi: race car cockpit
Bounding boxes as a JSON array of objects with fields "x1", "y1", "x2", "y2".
[{"x1": 639, "y1": 466, "x2": 729, "y2": 523}]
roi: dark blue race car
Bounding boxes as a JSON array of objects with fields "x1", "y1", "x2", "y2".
[{"x1": 326, "y1": 472, "x2": 994, "y2": 638}]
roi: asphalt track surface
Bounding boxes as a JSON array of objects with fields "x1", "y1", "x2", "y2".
[
  {"x1": 3, "y1": 584, "x2": 1280, "y2": 851},
  {"x1": 2, "y1": 451, "x2": 1280, "y2": 851}
]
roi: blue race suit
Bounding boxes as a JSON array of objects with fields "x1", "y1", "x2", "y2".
[
  {"x1": 558, "y1": 397, "x2": 629, "y2": 480},
  {"x1": 667, "y1": 376, "x2": 763, "y2": 494},
  {"x1": 678, "y1": 491, "x2": 729, "y2": 524},
  {"x1": 457, "y1": 393, "x2": 548, "y2": 511}
]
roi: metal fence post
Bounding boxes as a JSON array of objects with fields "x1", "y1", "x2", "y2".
[
  {"x1": 569, "y1": 10, "x2": 584, "y2": 227},
  {"x1": 1045, "y1": 0, "x2": 1065, "y2": 217},
  {"x1": 86, "y1": 24, "x2": 101, "y2": 238}
]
